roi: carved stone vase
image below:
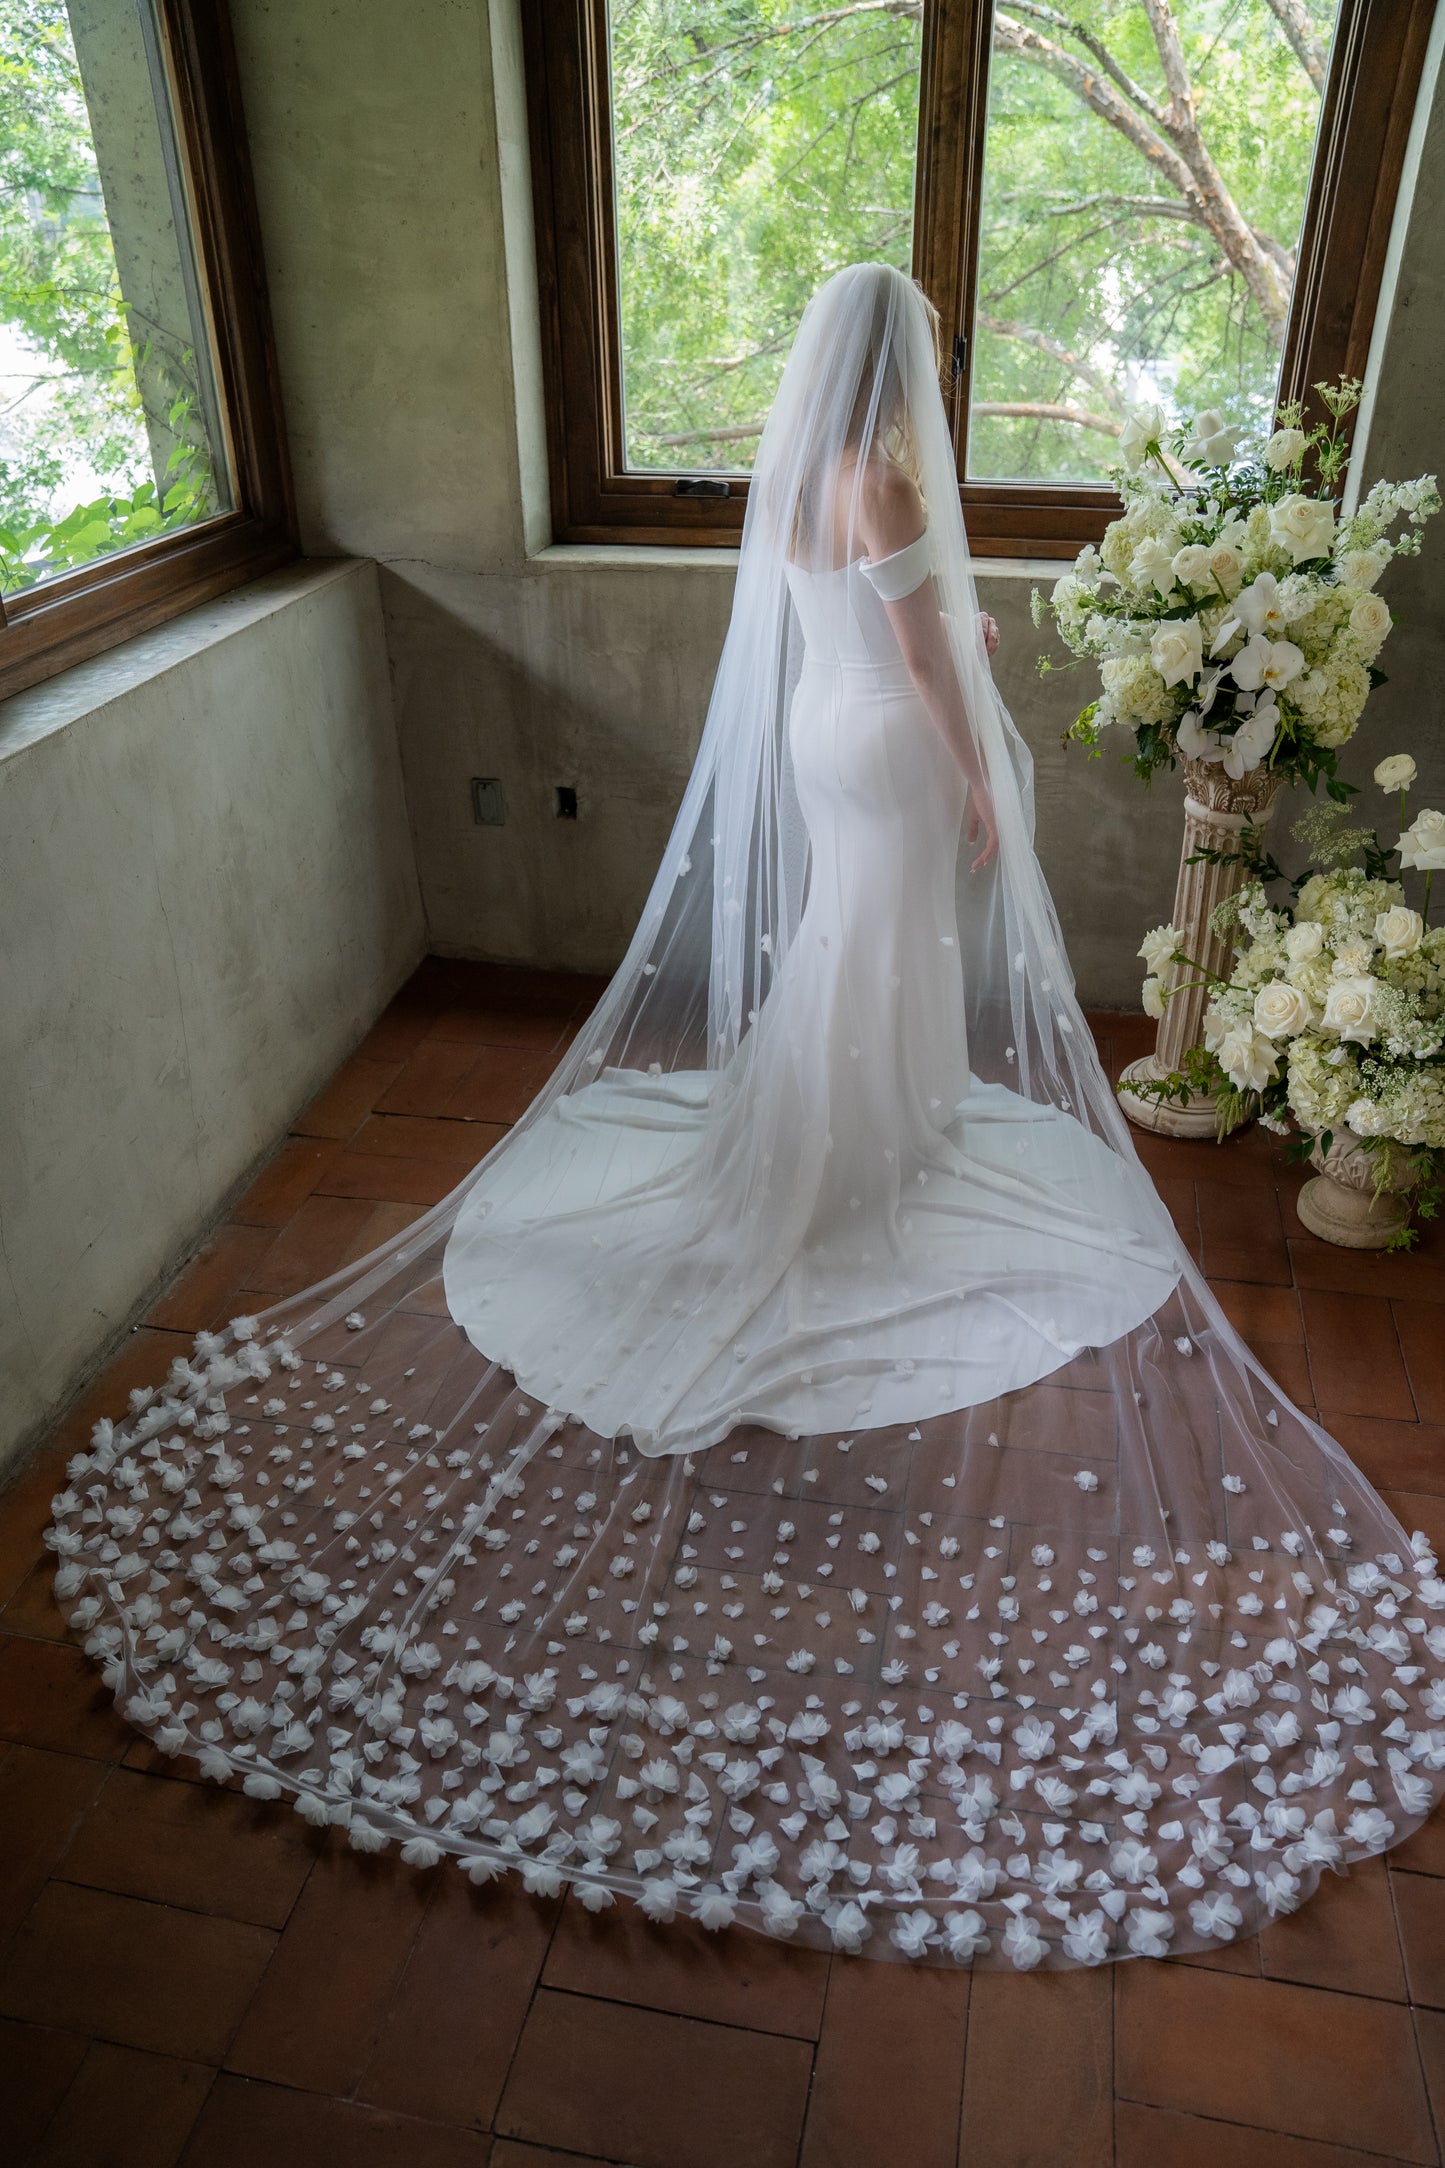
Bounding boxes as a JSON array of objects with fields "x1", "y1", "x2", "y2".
[
  {"x1": 1296, "y1": 1127, "x2": 1420, "y2": 1250},
  {"x1": 1118, "y1": 760, "x2": 1288, "y2": 1138}
]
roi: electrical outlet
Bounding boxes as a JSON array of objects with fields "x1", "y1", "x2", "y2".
[
  {"x1": 471, "y1": 777, "x2": 505, "y2": 826},
  {"x1": 555, "y1": 786, "x2": 578, "y2": 820}
]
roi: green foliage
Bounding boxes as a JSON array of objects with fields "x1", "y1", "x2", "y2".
[{"x1": 606, "y1": 0, "x2": 1339, "y2": 479}]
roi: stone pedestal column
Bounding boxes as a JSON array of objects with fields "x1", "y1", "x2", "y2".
[{"x1": 1118, "y1": 761, "x2": 1287, "y2": 1138}]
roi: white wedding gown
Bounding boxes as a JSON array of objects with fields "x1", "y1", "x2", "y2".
[
  {"x1": 443, "y1": 532, "x2": 1178, "y2": 1455},
  {"x1": 47, "y1": 263, "x2": 1445, "y2": 1971}
]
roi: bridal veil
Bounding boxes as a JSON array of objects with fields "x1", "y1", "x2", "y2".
[{"x1": 49, "y1": 264, "x2": 1445, "y2": 1969}]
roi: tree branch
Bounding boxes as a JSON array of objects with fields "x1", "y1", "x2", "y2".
[
  {"x1": 973, "y1": 400, "x2": 1122, "y2": 437},
  {"x1": 975, "y1": 311, "x2": 1123, "y2": 402},
  {"x1": 1263, "y1": 0, "x2": 1328, "y2": 94},
  {"x1": 1006, "y1": 2, "x2": 1169, "y2": 128}
]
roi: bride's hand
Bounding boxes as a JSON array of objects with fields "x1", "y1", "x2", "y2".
[
  {"x1": 967, "y1": 784, "x2": 999, "y2": 871},
  {"x1": 978, "y1": 610, "x2": 1000, "y2": 659}
]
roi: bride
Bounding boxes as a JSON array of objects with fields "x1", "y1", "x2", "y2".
[{"x1": 50, "y1": 263, "x2": 1445, "y2": 1970}]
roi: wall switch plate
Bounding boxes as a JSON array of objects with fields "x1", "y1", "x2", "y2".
[{"x1": 471, "y1": 777, "x2": 505, "y2": 826}]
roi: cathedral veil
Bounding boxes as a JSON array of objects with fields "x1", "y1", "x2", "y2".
[{"x1": 49, "y1": 264, "x2": 1445, "y2": 1969}]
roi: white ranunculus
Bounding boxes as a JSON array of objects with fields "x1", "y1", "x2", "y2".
[
  {"x1": 1222, "y1": 697, "x2": 1279, "y2": 778},
  {"x1": 1349, "y1": 591, "x2": 1391, "y2": 644},
  {"x1": 1374, "y1": 753, "x2": 1417, "y2": 791},
  {"x1": 1142, "y1": 975, "x2": 1167, "y2": 1021},
  {"x1": 1252, "y1": 981, "x2": 1312, "y2": 1038},
  {"x1": 1171, "y1": 543, "x2": 1213, "y2": 588},
  {"x1": 1213, "y1": 1022, "x2": 1278, "y2": 1092},
  {"x1": 1130, "y1": 535, "x2": 1179, "y2": 595},
  {"x1": 1149, "y1": 615, "x2": 1203, "y2": 688},
  {"x1": 1321, "y1": 975, "x2": 1381, "y2": 1043},
  {"x1": 1118, "y1": 402, "x2": 1169, "y2": 472},
  {"x1": 1233, "y1": 572, "x2": 1289, "y2": 638},
  {"x1": 1374, "y1": 905, "x2": 1423, "y2": 958},
  {"x1": 1138, "y1": 923, "x2": 1184, "y2": 975},
  {"x1": 1229, "y1": 632, "x2": 1305, "y2": 692},
  {"x1": 1340, "y1": 545, "x2": 1388, "y2": 589},
  {"x1": 1399, "y1": 807, "x2": 1445, "y2": 871},
  {"x1": 1185, "y1": 409, "x2": 1242, "y2": 464},
  {"x1": 1263, "y1": 426, "x2": 1308, "y2": 472},
  {"x1": 1284, "y1": 920, "x2": 1324, "y2": 964},
  {"x1": 1269, "y1": 493, "x2": 1336, "y2": 563}
]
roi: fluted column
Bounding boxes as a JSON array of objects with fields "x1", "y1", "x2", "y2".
[{"x1": 1118, "y1": 761, "x2": 1286, "y2": 1138}]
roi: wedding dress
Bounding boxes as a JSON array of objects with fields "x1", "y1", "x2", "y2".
[{"x1": 48, "y1": 265, "x2": 1445, "y2": 1971}]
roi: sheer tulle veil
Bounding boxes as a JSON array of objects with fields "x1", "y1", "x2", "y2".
[{"x1": 50, "y1": 264, "x2": 1445, "y2": 1969}]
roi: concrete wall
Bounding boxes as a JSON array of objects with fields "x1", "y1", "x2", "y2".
[
  {"x1": 226, "y1": 0, "x2": 1445, "y2": 1010},
  {"x1": 0, "y1": 561, "x2": 425, "y2": 1472}
]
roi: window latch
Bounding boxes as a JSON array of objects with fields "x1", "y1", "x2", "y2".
[
  {"x1": 673, "y1": 476, "x2": 731, "y2": 498},
  {"x1": 952, "y1": 334, "x2": 968, "y2": 381}
]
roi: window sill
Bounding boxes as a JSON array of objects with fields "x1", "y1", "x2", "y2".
[{"x1": 529, "y1": 543, "x2": 1076, "y2": 582}]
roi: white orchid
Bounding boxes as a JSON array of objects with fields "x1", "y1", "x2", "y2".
[{"x1": 1229, "y1": 634, "x2": 1304, "y2": 694}]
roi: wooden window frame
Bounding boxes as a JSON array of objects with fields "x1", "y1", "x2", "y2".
[
  {"x1": 525, "y1": 0, "x2": 1437, "y2": 556},
  {"x1": 0, "y1": 0, "x2": 296, "y2": 703}
]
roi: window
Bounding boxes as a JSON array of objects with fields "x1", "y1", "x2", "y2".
[
  {"x1": 526, "y1": 0, "x2": 1436, "y2": 553},
  {"x1": 0, "y1": 0, "x2": 293, "y2": 699}
]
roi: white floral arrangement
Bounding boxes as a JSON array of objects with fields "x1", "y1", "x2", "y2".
[
  {"x1": 1137, "y1": 755, "x2": 1445, "y2": 1244},
  {"x1": 1035, "y1": 382, "x2": 1439, "y2": 788}
]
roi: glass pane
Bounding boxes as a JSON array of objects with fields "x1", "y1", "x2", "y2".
[
  {"x1": 608, "y1": 0, "x2": 923, "y2": 474},
  {"x1": 0, "y1": 0, "x2": 232, "y2": 597},
  {"x1": 967, "y1": 1, "x2": 1343, "y2": 484}
]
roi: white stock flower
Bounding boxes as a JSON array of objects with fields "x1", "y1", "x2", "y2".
[
  {"x1": 1142, "y1": 975, "x2": 1167, "y2": 1021},
  {"x1": 1150, "y1": 616, "x2": 1203, "y2": 688},
  {"x1": 1374, "y1": 905, "x2": 1423, "y2": 959},
  {"x1": 1399, "y1": 808, "x2": 1445, "y2": 871},
  {"x1": 1252, "y1": 981, "x2": 1312, "y2": 1039},
  {"x1": 1184, "y1": 409, "x2": 1242, "y2": 464},
  {"x1": 1270, "y1": 493, "x2": 1336, "y2": 562},
  {"x1": 1320, "y1": 976, "x2": 1381, "y2": 1043},
  {"x1": 1374, "y1": 754, "x2": 1416, "y2": 791},
  {"x1": 1263, "y1": 426, "x2": 1308, "y2": 472},
  {"x1": 1118, "y1": 402, "x2": 1169, "y2": 471},
  {"x1": 1284, "y1": 921, "x2": 1324, "y2": 964},
  {"x1": 1138, "y1": 923, "x2": 1184, "y2": 976},
  {"x1": 1229, "y1": 633, "x2": 1305, "y2": 693}
]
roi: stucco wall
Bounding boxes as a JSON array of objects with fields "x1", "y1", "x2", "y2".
[
  {"x1": 0, "y1": 561, "x2": 424, "y2": 1472},
  {"x1": 227, "y1": 0, "x2": 1445, "y2": 1010}
]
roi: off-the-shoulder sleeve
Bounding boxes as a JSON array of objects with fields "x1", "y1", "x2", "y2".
[{"x1": 859, "y1": 529, "x2": 932, "y2": 601}]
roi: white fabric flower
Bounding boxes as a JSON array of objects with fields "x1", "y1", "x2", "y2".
[
  {"x1": 1399, "y1": 808, "x2": 1445, "y2": 872},
  {"x1": 1252, "y1": 981, "x2": 1312, "y2": 1039},
  {"x1": 1269, "y1": 493, "x2": 1335, "y2": 562},
  {"x1": 1374, "y1": 754, "x2": 1416, "y2": 791},
  {"x1": 1150, "y1": 616, "x2": 1204, "y2": 688},
  {"x1": 1320, "y1": 976, "x2": 1380, "y2": 1044}
]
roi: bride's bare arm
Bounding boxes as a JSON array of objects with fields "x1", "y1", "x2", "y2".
[{"x1": 855, "y1": 463, "x2": 999, "y2": 869}]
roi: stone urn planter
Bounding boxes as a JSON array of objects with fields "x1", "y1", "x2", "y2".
[
  {"x1": 1118, "y1": 758, "x2": 1288, "y2": 1138},
  {"x1": 1296, "y1": 1128, "x2": 1421, "y2": 1250}
]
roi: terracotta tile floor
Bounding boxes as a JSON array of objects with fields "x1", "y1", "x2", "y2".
[{"x1": 3, "y1": 955, "x2": 1444, "y2": 2168}]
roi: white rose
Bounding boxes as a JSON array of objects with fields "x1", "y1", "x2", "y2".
[
  {"x1": 1320, "y1": 976, "x2": 1380, "y2": 1043},
  {"x1": 1138, "y1": 923, "x2": 1184, "y2": 975},
  {"x1": 1340, "y1": 546, "x2": 1388, "y2": 590},
  {"x1": 1263, "y1": 427, "x2": 1308, "y2": 472},
  {"x1": 1171, "y1": 543, "x2": 1214, "y2": 589},
  {"x1": 1118, "y1": 403, "x2": 1169, "y2": 472},
  {"x1": 1399, "y1": 807, "x2": 1445, "y2": 871},
  {"x1": 1269, "y1": 493, "x2": 1336, "y2": 563},
  {"x1": 1284, "y1": 921, "x2": 1324, "y2": 964},
  {"x1": 1214, "y1": 1023, "x2": 1278, "y2": 1093},
  {"x1": 1374, "y1": 754, "x2": 1416, "y2": 791},
  {"x1": 1149, "y1": 616, "x2": 1203, "y2": 689},
  {"x1": 1348, "y1": 591, "x2": 1391, "y2": 645},
  {"x1": 1252, "y1": 981, "x2": 1312, "y2": 1038},
  {"x1": 1206, "y1": 540, "x2": 1244, "y2": 594},
  {"x1": 1374, "y1": 905, "x2": 1423, "y2": 958},
  {"x1": 1142, "y1": 975, "x2": 1167, "y2": 1021},
  {"x1": 1229, "y1": 632, "x2": 1304, "y2": 692}
]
